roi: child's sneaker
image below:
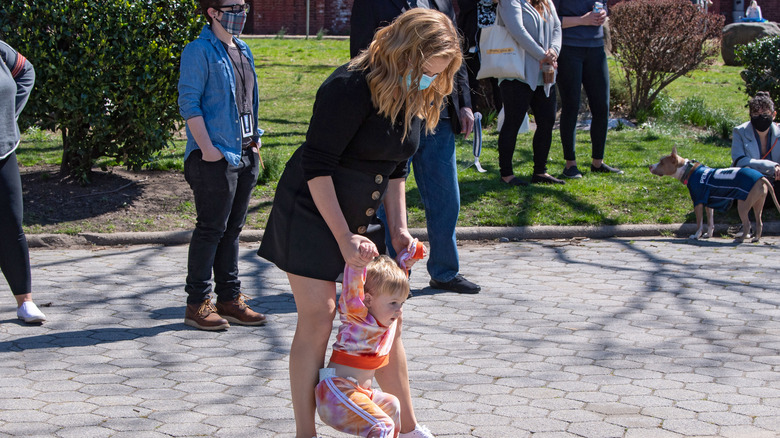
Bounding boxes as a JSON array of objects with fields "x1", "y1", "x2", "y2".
[
  {"x1": 399, "y1": 424, "x2": 434, "y2": 438},
  {"x1": 17, "y1": 301, "x2": 46, "y2": 323}
]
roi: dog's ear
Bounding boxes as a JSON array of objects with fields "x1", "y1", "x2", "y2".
[{"x1": 671, "y1": 147, "x2": 678, "y2": 157}]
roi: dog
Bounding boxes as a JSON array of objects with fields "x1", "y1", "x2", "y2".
[{"x1": 649, "y1": 147, "x2": 780, "y2": 242}]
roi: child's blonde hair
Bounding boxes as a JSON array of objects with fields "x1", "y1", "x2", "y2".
[{"x1": 365, "y1": 255, "x2": 410, "y2": 299}]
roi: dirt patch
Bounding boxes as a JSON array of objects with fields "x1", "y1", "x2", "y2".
[{"x1": 21, "y1": 165, "x2": 197, "y2": 234}]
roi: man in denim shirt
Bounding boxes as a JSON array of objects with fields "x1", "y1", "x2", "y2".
[{"x1": 177, "y1": 0, "x2": 266, "y2": 330}]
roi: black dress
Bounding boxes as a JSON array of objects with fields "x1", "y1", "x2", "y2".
[{"x1": 258, "y1": 64, "x2": 421, "y2": 281}]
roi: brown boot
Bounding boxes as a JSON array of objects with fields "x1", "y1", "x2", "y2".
[
  {"x1": 216, "y1": 294, "x2": 267, "y2": 326},
  {"x1": 185, "y1": 299, "x2": 230, "y2": 331}
]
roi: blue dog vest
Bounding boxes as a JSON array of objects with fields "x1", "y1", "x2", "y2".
[{"x1": 686, "y1": 165, "x2": 764, "y2": 212}]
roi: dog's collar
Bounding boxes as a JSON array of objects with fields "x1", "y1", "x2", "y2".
[{"x1": 681, "y1": 160, "x2": 700, "y2": 185}]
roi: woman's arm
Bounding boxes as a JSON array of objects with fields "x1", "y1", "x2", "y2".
[
  {"x1": 383, "y1": 177, "x2": 415, "y2": 257},
  {"x1": 308, "y1": 176, "x2": 379, "y2": 268},
  {"x1": 0, "y1": 41, "x2": 35, "y2": 117},
  {"x1": 497, "y1": 0, "x2": 547, "y2": 61}
]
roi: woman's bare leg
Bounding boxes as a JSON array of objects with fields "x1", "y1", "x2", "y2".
[
  {"x1": 287, "y1": 273, "x2": 338, "y2": 438},
  {"x1": 374, "y1": 318, "x2": 418, "y2": 433}
]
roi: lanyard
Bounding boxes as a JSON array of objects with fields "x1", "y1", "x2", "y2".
[{"x1": 226, "y1": 44, "x2": 250, "y2": 114}]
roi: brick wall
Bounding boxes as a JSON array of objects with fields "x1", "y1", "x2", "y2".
[
  {"x1": 249, "y1": 0, "x2": 353, "y2": 35},
  {"x1": 248, "y1": 0, "x2": 778, "y2": 36}
]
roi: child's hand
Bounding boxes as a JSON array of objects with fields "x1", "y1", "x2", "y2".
[{"x1": 339, "y1": 234, "x2": 379, "y2": 269}]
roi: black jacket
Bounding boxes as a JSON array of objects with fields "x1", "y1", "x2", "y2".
[{"x1": 350, "y1": 0, "x2": 472, "y2": 134}]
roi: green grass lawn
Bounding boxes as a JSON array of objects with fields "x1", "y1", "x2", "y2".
[{"x1": 18, "y1": 38, "x2": 775, "y2": 229}]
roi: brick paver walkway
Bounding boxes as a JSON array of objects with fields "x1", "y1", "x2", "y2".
[{"x1": 2, "y1": 237, "x2": 780, "y2": 437}]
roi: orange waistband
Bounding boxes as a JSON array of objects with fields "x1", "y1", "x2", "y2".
[{"x1": 329, "y1": 350, "x2": 389, "y2": 370}]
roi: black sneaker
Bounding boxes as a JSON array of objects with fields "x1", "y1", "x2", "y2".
[
  {"x1": 429, "y1": 274, "x2": 481, "y2": 294},
  {"x1": 562, "y1": 166, "x2": 583, "y2": 179},
  {"x1": 531, "y1": 174, "x2": 565, "y2": 185},
  {"x1": 590, "y1": 163, "x2": 624, "y2": 174}
]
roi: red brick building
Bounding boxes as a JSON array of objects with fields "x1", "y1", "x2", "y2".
[{"x1": 245, "y1": 0, "x2": 778, "y2": 36}]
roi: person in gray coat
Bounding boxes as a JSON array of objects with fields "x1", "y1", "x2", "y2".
[
  {"x1": 496, "y1": 0, "x2": 564, "y2": 186},
  {"x1": 731, "y1": 92, "x2": 780, "y2": 190}
]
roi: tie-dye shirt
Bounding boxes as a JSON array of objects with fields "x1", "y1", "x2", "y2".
[
  {"x1": 329, "y1": 265, "x2": 397, "y2": 370},
  {"x1": 329, "y1": 241, "x2": 425, "y2": 370}
]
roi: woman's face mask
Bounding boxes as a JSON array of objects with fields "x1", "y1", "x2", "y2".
[
  {"x1": 403, "y1": 73, "x2": 438, "y2": 91},
  {"x1": 751, "y1": 113, "x2": 774, "y2": 132}
]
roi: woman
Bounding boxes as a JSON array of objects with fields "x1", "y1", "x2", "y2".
[
  {"x1": 258, "y1": 9, "x2": 461, "y2": 438},
  {"x1": 0, "y1": 40, "x2": 46, "y2": 324},
  {"x1": 732, "y1": 91, "x2": 780, "y2": 190},
  {"x1": 177, "y1": 0, "x2": 266, "y2": 331},
  {"x1": 496, "y1": 0, "x2": 564, "y2": 186},
  {"x1": 553, "y1": 0, "x2": 623, "y2": 178}
]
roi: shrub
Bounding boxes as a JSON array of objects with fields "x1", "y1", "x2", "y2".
[
  {"x1": 609, "y1": 0, "x2": 724, "y2": 119},
  {"x1": 736, "y1": 35, "x2": 780, "y2": 121},
  {"x1": 0, "y1": 0, "x2": 202, "y2": 182}
]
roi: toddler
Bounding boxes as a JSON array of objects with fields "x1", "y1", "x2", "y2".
[{"x1": 315, "y1": 241, "x2": 425, "y2": 438}]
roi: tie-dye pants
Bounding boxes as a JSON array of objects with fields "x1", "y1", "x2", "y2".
[{"x1": 315, "y1": 370, "x2": 400, "y2": 438}]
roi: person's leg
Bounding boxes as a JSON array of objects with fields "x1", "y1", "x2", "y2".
[
  {"x1": 184, "y1": 151, "x2": 235, "y2": 305},
  {"x1": 556, "y1": 46, "x2": 585, "y2": 168},
  {"x1": 287, "y1": 273, "x2": 338, "y2": 438},
  {"x1": 0, "y1": 153, "x2": 45, "y2": 322},
  {"x1": 375, "y1": 318, "x2": 418, "y2": 434},
  {"x1": 316, "y1": 377, "x2": 399, "y2": 437},
  {"x1": 581, "y1": 46, "x2": 611, "y2": 165},
  {"x1": 529, "y1": 86, "x2": 557, "y2": 176},
  {"x1": 213, "y1": 150, "x2": 259, "y2": 301},
  {"x1": 497, "y1": 80, "x2": 533, "y2": 180},
  {"x1": 0, "y1": 153, "x2": 32, "y2": 297},
  {"x1": 412, "y1": 120, "x2": 460, "y2": 283}
]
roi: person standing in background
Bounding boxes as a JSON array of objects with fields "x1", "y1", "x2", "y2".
[
  {"x1": 177, "y1": 0, "x2": 267, "y2": 331},
  {"x1": 351, "y1": 0, "x2": 482, "y2": 296},
  {"x1": 0, "y1": 40, "x2": 46, "y2": 324},
  {"x1": 554, "y1": 0, "x2": 624, "y2": 179}
]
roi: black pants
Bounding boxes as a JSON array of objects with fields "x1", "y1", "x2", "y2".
[
  {"x1": 557, "y1": 45, "x2": 610, "y2": 162},
  {"x1": 0, "y1": 152, "x2": 32, "y2": 296},
  {"x1": 498, "y1": 79, "x2": 557, "y2": 177},
  {"x1": 184, "y1": 148, "x2": 259, "y2": 305}
]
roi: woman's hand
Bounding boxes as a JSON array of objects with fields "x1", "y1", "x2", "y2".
[
  {"x1": 581, "y1": 10, "x2": 607, "y2": 26},
  {"x1": 337, "y1": 233, "x2": 379, "y2": 269},
  {"x1": 391, "y1": 228, "x2": 415, "y2": 262},
  {"x1": 774, "y1": 165, "x2": 780, "y2": 181},
  {"x1": 540, "y1": 49, "x2": 558, "y2": 69}
]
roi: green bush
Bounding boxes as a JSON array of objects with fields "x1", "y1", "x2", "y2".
[
  {"x1": 736, "y1": 35, "x2": 780, "y2": 121},
  {"x1": 0, "y1": 0, "x2": 202, "y2": 182}
]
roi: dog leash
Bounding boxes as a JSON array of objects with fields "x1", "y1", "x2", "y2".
[
  {"x1": 470, "y1": 112, "x2": 487, "y2": 173},
  {"x1": 761, "y1": 136, "x2": 777, "y2": 160}
]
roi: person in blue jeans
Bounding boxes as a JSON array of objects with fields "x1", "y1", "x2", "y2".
[
  {"x1": 351, "y1": 0, "x2": 481, "y2": 295},
  {"x1": 553, "y1": 0, "x2": 623, "y2": 178},
  {"x1": 177, "y1": 0, "x2": 266, "y2": 330}
]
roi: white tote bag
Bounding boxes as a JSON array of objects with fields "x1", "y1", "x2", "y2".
[{"x1": 476, "y1": 12, "x2": 525, "y2": 80}]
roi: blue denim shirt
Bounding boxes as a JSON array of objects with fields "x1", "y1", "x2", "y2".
[{"x1": 178, "y1": 25, "x2": 263, "y2": 167}]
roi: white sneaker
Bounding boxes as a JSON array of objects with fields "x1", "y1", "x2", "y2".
[
  {"x1": 17, "y1": 301, "x2": 46, "y2": 323},
  {"x1": 399, "y1": 424, "x2": 434, "y2": 438}
]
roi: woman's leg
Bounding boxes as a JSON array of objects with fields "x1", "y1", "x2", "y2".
[
  {"x1": 581, "y1": 46, "x2": 611, "y2": 163},
  {"x1": 374, "y1": 317, "x2": 417, "y2": 434},
  {"x1": 287, "y1": 273, "x2": 338, "y2": 438},
  {"x1": 529, "y1": 86, "x2": 558, "y2": 176},
  {"x1": 556, "y1": 46, "x2": 585, "y2": 166},
  {"x1": 497, "y1": 80, "x2": 533, "y2": 179},
  {"x1": 0, "y1": 153, "x2": 32, "y2": 297}
]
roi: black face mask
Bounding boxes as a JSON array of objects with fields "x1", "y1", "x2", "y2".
[{"x1": 751, "y1": 114, "x2": 774, "y2": 132}]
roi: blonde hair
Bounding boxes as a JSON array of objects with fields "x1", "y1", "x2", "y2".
[
  {"x1": 365, "y1": 255, "x2": 410, "y2": 300},
  {"x1": 349, "y1": 8, "x2": 463, "y2": 138}
]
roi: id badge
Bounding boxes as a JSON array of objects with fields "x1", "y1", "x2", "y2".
[{"x1": 241, "y1": 113, "x2": 253, "y2": 138}]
